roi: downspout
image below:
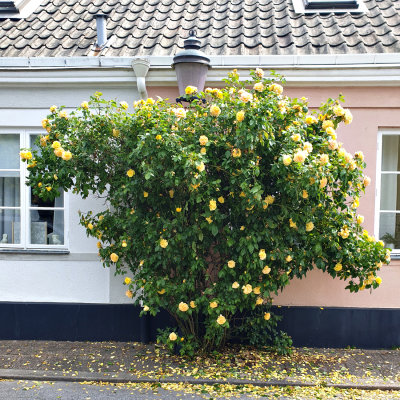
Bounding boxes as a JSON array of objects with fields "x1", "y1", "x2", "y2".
[{"x1": 132, "y1": 58, "x2": 150, "y2": 100}]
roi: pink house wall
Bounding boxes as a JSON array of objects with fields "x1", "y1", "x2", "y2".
[{"x1": 148, "y1": 85, "x2": 400, "y2": 309}]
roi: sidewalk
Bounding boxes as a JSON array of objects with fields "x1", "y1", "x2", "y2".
[{"x1": 0, "y1": 341, "x2": 399, "y2": 391}]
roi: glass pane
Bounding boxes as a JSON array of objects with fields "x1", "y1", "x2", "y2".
[
  {"x1": 380, "y1": 174, "x2": 400, "y2": 211},
  {"x1": 0, "y1": 209, "x2": 21, "y2": 244},
  {"x1": 0, "y1": 176, "x2": 20, "y2": 207},
  {"x1": 31, "y1": 187, "x2": 64, "y2": 208},
  {"x1": 0, "y1": 134, "x2": 20, "y2": 169},
  {"x1": 30, "y1": 210, "x2": 64, "y2": 245},
  {"x1": 379, "y1": 212, "x2": 400, "y2": 250},
  {"x1": 382, "y1": 135, "x2": 400, "y2": 171},
  {"x1": 30, "y1": 134, "x2": 40, "y2": 152}
]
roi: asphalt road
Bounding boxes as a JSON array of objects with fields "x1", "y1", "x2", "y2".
[{"x1": 0, "y1": 380, "x2": 272, "y2": 400}]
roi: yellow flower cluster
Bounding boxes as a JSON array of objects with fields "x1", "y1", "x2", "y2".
[
  {"x1": 210, "y1": 104, "x2": 221, "y2": 117},
  {"x1": 209, "y1": 200, "x2": 217, "y2": 211},
  {"x1": 160, "y1": 239, "x2": 168, "y2": 248},
  {"x1": 242, "y1": 284, "x2": 252, "y2": 294},
  {"x1": 119, "y1": 101, "x2": 129, "y2": 110},
  {"x1": 20, "y1": 150, "x2": 33, "y2": 160},
  {"x1": 269, "y1": 83, "x2": 283, "y2": 95},
  {"x1": 338, "y1": 226, "x2": 350, "y2": 239},
  {"x1": 236, "y1": 110, "x2": 245, "y2": 122},
  {"x1": 282, "y1": 155, "x2": 292, "y2": 166},
  {"x1": 199, "y1": 135, "x2": 208, "y2": 146},
  {"x1": 238, "y1": 89, "x2": 253, "y2": 103},
  {"x1": 185, "y1": 86, "x2": 197, "y2": 95},
  {"x1": 259, "y1": 249, "x2": 266, "y2": 260}
]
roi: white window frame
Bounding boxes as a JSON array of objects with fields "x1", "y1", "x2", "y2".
[
  {"x1": 375, "y1": 129, "x2": 400, "y2": 255},
  {"x1": 0, "y1": 128, "x2": 69, "y2": 250}
]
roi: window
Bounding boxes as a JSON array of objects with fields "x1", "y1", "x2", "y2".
[
  {"x1": 293, "y1": 0, "x2": 366, "y2": 13},
  {"x1": 376, "y1": 131, "x2": 400, "y2": 253},
  {"x1": 0, "y1": 130, "x2": 67, "y2": 249}
]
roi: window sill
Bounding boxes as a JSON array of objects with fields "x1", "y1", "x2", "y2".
[{"x1": 0, "y1": 248, "x2": 70, "y2": 255}]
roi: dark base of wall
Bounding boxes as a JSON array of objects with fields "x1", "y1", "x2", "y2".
[{"x1": 0, "y1": 302, "x2": 399, "y2": 349}]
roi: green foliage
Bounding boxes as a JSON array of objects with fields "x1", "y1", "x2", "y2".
[{"x1": 23, "y1": 69, "x2": 391, "y2": 354}]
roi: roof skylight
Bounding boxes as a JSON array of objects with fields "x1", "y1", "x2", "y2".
[{"x1": 293, "y1": 0, "x2": 367, "y2": 13}]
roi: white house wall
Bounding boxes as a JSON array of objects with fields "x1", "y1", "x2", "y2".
[{"x1": 0, "y1": 71, "x2": 138, "y2": 304}]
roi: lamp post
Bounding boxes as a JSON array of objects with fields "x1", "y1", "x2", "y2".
[{"x1": 172, "y1": 30, "x2": 211, "y2": 103}]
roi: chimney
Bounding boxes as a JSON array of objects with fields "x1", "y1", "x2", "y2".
[{"x1": 94, "y1": 13, "x2": 108, "y2": 48}]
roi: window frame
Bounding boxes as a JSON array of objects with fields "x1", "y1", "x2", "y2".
[
  {"x1": 375, "y1": 129, "x2": 400, "y2": 255},
  {"x1": 0, "y1": 128, "x2": 69, "y2": 250},
  {"x1": 293, "y1": 0, "x2": 366, "y2": 14}
]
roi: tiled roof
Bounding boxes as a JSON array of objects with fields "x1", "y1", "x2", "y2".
[{"x1": 0, "y1": 0, "x2": 400, "y2": 57}]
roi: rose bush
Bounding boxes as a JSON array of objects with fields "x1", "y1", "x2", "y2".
[{"x1": 22, "y1": 69, "x2": 390, "y2": 355}]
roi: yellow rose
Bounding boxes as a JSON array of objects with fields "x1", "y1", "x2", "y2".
[
  {"x1": 255, "y1": 68, "x2": 264, "y2": 78},
  {"x1": 334, "y1": 263, "x2": 342, "y2": 272},
  {"x1": 62, "y1": 151, "x2": 72, "y2": 161},
  {"x1": 363, "y1": 176, "x2": 371, "y2": 187},
  {"x1": 322, "y1": 120, "x2": 334, "y2": 130},
  {"x1": 236, "y1": 110, "x2": 245, "y2": 122},
  {"x1": 122, "y1": 240, "x2": 127, "y2": 247},
  {"x1": 143, "y1": 305, "x2": 149, "y2": 312},
  {"x1": 320, "y1": 154, "x2": 329, "y2": 165},
  {"x1": 269, "y1": 83, "x2": 283, "y2": 95},
  {"x1": 264, "y1": 312, "x2": 271, "y2": 321},
  {"x1": 293, "y1": 150, "x2": 307, "y2": 163},
  {"x1": 41, "y1": 118, "x2": 49, "y2": 129},
  {"x1": 125, "y1": 290, "x2": 133, "y2": 298},
  {"x1": 291, "y1": 134, "x2": 301, "y2": 142},
  {"x1": 319, "y1": 177, "x2": 328, "y2": 189},
  {"x1": 375, "y1": 276, "x2": 382, "y2": 285},
  {"x1": 259, "y1": 249, "x2": 266, "y2": 260},
  {"x1": 333, "y1": 104, "x2": 345, "y2": 116},
  {"x1": 155, "y1": 134, "x2": 162, "y2": 140},
  {"x1": 190, "y1": 301, "x2": 196, "y2": 308},
  {"x1": 210, "y1": 104, "x2": 221, "y2": 117},
  {"x1": 178, "y1": 302, "x2": 189, "y2": 312},
  {"x1": 124, "y1": 277, "x2": 132, "y2": 285},
  {"x1": 305, "y1": 115, "x2": 317, "y2": 125},
  {"x1": 328, "y1": 139, "x2": 338, "y2": 150},
  {"x1": 143, "y1": 191, "x2": 149, "y2": 197},
  {"x1": 256, "y1": 297, "x2": 263, "y2": 305},
  {"x1": 242, "y1": 284, "x2": 252, "y2": 295},
  {"x1": 239, "y1": 90, "x2": 253, "y2": 103},
  {"x1": 185, "y1": 86, "x2": 197, "y2": 95},
  {"x1": 210, "y1": 301, "x2": 218, "y2": 309},
  {"x1": 253, "y1": 286, "x2": 261, "y2": 295},
  {"x1": 302, "y1": 190, "x2": 308, "y2": 199},
  {"x1": 199, "y1": 135, "x2": 208, "y2": 146},
  {"x1": 112, "y1": 128, "x2": 120, "y2": 137},
  {"x1": 286, "y1": 255, "x2": 292, "y2": 262},
  {"x1": 289, "y1": 218, "x2": 297, "y2": 229},
  {"x1": 110, "y1": 253, "x2": 119, "y2": 263},
  {"x1": 282, "y1": 155, "x2": 292, "y2": 166},
  {"x1": 343, "y1": 109, "x2": 353, "y2": 124},
  {"x1": 206, "y1": 216, "x2": 213, "y2": 224},
  {"x1": 174, "y1": 108, "x2": 186, "y2": 119},
  {"x1": 196, "y1": 162, "x2": 205, "y2": 172},
  {"x1": 218, "y1": 196, "x2": 224, "y2": 204},
  {"x1": 160, "y1": 239, "x2": 168, "y2": 248},
  {"x1": 262, "y1": 265, "x2": 271, "y2": 274},
  {"x1": 59, "y1": 110, "x2": 68, "y2": 119},
  {"x1": 200, "y1": 147, "x2": 206, "y2": 154},
  {"x1": 306, "y1": 222, "x2": 314, "y2": 232},
  {"x1": 54, "y1": 147, "x2": 64, "y2": 157},
  {"x1": 81, "y1": 101, "x2": 89, "y2": 109},
  {"x1": 127, "y1": 169, "x2": 135, "y2": 178},
  {"x1": 227, "y1": 260, "x2": 236, "y2": 269},
  {"x1": 232, "y1": 148, "x2": 241, "y2": 158},
  {"x1": 46, "y1": 186, "x2": 52, "y2": 192},
  {"x1": 357, "y1": 215, "x2": 364, "y2": 224},
  {"x1": 176, "y1": 207, "x2": 182, "y2": 212},
  {"x1": 52, "y1": 141, "x2": 61, "y2": 149},
  {"x1": 87, "y1": 223, "x2": 94, "y2": 230},
  {"x1": 97, "y1": 241, "x2": 102, "y2": 249},
  {"x1": 169, "y1": 190, "x2": 174, "y2": 198},
  {"x1": 325, "y1": 127, "x2": 335, "y2": 137},
  {"x1": 209, "y1": 200, "x2": 217, "y2": 211},
  {"x1": 232, "y1": 281, "x2": 240, "y2": 289},
  {"x1": 157, "y1": 289, "x2": 165, "y2": 294},
  {"x1": 119, "y1": 101, "x2": 129, "y2": 110},
  {"x1": 217, "y1": 315, "x2": 226, "y2": 325},
  {"x1": 169, "y1": 332, "x2": 177, "y2": 341},
  {"x1": 49, "y1": 105, "x2": 57, "y2": 113},
  {"x1": 253, "y1": 82, "x2": 264, "y2": 92}
]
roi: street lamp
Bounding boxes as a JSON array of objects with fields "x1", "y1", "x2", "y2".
[{"x1": 172, "y1": 30, "x2": 211, "y2": 102}]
